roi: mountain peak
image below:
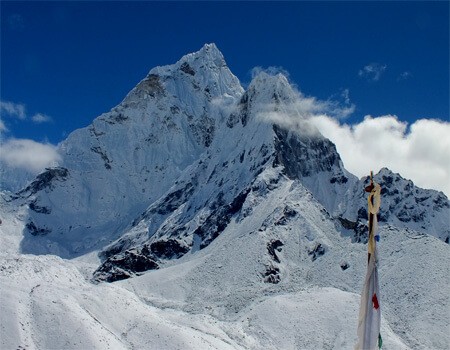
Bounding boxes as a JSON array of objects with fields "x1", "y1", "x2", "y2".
[
  {"x1": 175, "y1": 43, "x2": 226, "y2": 71},
  {"x1": 16, "y1": 45, "x2": 449, "y2": 263},
  {"x1": 197, "y1": 43, "x2": 223, "y2": 59},
  {"x1": 149, "y1": 43, "x2": 228, "y2": 77},
  {"x1": 122, "y1": 43, "x2": 242, "y2": 108}
]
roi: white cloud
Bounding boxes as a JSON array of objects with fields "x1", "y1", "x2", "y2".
[
  {"x1": 32, "y1": 113, "x2": 52, "y2": 123},
  {"x1": 1, "y1": 100, "x2": 54, "y2": 128},
  {"x1": 0, "y1": 138, "x2": 61, "y2": 173},
  {"x1": 238, "y1": 71, "x2": 448, "y2": 197},
  {"x1": 309, "y1": 115, "x2": 450, "y2": 197},
  {"x1": 0, "y1": 100, "x2": 26, "y2": 119},
  {"x1": 358, "y1": 63, "x2": 387, "y2": 82},
  {"x1": 397, "y1": 71, "x2": 412, "y2": 81},
  {"x1": 0, "y1": 119, "x2": 7, "y2": 133},
  {"x1": 341, "y1": 89, "x2": 351, "y2": 104},
  {"x1": 256, "y1": 87, "x2": 355, "y2": 133}
]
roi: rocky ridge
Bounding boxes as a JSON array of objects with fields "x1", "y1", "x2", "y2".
[{"x1": 8, "y1": 44, "x2": 449, "y2": 283}]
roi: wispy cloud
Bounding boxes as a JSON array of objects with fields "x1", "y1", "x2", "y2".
[
  {"x1": 251, "y1": 66, "x2": 290, "y2": 79},
  {"x1": 0, "y1": 100, "x2": 26, "y2": 120},
  {"x1": 0, "y1": 119, "x2": 8, "y2": 133},
  {"x1": 0, "y1": 138, "x2": 61, "y2": 173},
  {"x1": 397, "y1": 71, "x2": 412, "y2": 81},
  {"x1": 341, "y1": 89, "x2": 351, "y2": 105},
  {"x1": 358, "y1": 63, "x2": 387, "y2": 82},
  {"x1": 32, "y1": 113, "x2": 52, "y2": 124},
  {"x1": 309, "y1": 114, "x2": 450, "y2": 197},
  {"x1": 0, "y1": 99, "x2": 53, "y2": 124},
  {"x1": 254, "y1": 75, "x2": 355, "y2": 130}
]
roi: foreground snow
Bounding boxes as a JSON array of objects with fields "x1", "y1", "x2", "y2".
[
  {"x1": 0, "y1": 254, "x2": 408, "y2": 350},
  {"x1": 1, "y1": 183, "x2": 448, "y2": 350}
]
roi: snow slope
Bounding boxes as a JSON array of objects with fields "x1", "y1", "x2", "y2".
[
  {"x1": 2, "y1": 175, "x2": 448, "y2": 349},
  {"x1": 1, "y1": 44, "x2": 449, "y2": 350}
]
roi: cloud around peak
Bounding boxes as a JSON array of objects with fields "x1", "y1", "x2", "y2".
[
  {"x1": 309, "y1": 114, "x2": 450, "y2": 197},
  {"x1": 246, "y1": 77, "x2": 449, "y2": 197}
]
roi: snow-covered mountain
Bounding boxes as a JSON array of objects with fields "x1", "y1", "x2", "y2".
[{"x1": 1, "y1": 44, "x2": 449, "y2": 349}]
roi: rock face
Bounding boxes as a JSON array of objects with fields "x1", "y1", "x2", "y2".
[
  {"x1": 14, "y1": 44, "x2": 449, "y2": 282},
  {"x1": 337, "y1": 168, "x2": 450, "y2": 243}
]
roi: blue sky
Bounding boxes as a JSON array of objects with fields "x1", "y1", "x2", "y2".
[{"x1": 1, "y1": 1, "x2": 449, "y2": 195}]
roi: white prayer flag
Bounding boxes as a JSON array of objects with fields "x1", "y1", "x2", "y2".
[{"x1": 355, "y1": 182, "x2": 382, "y2": 350}]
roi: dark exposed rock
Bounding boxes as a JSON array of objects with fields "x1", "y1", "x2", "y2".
[
  {"x1": 264, "y1": 265, "x2": 281, "y2": 284},
  {"x1": 19, "y1": 167, "x2": 69, "y2": 196},
  {"x1": 155, "y1": 183, "x2": 195, "y2": 215},
  {"x1": 330, "y1": 175, "x2": 348, "y2": 184},
  {"x1": 273, "y1": 125, "x2": 341, "y2": 179},
  {"x1": 96, "y1": 240, "x2": 188, "y2": 283},
  {"x1": 135, "y1": 74, "x2": 165, "y2": 97},
  {"x1": 89, "y1": 126, "x2": 105, "y2": 137},
  {"x1": 340, "y1": 262, "x2": 350, "y2": 271},
  {"x1": 238, "y1": 92, "x2": 250, "y2": 127},
  {"x1": 90, "y1": 146, "x2": 112, "y2": 170},
  {"x1": 308, "y1": 243, "x2": 326, "y2": 261},
  {"x1": 239, "y1": 150, "x2": 245, "y2": 163},
  {"x1": 99, "y1": 240, "x2": 128, "y2": 261},
  {"x1": 29, "y1": 200, "x2": 51, "y2": 214},
  {"x1": 180, "y1": 62, "x2": 196, "y2": 76},
  {"x1": 357, "y1": 207, "x2": 368, "y2": 221},
  {"x1": 111, "y1": 113, "x2": 129, "y2": 123},
  {"x1": 433, "y1": 194, "x2": 450, "y2": 210},
  {"x1": 267, "y1": 239, "x2": 284, "y2": 263},
  {"x1": 226, "y1": 112, "x2": 240, "y2": 128},
  {"x1": 190, "y1": 114, "x2": 215, "y2": 147},
  {"x1": 259, "y1": 144, "x2": 269, "y2": 158},
  {"x1": 195, "y1": 188, "x2": 250, "y2": 249},
  {"x1": 170, "y1": 106, "x2": 180, "y2": 114},
  {"x1": 275, "y1": 206, "x2": 297, "y2": 226},
  {"x1": 337, "y1": 216, "x2": 368, "y2": 243},
  {"x1": 209, "y1": 191, "x2": 225, "y2": 210},
  {"x1": 94, "y1": 267, "x2": 131, "y2": 283},
  {"x1": 397, "y1": 209, "x2": 411, "y2": 222},
  {"x1": 131, "y1": 182, "x2": 196, "y2": 227},
  {"x1": 26, "y1": 221, "x2": 51, "y2": 236},
  {"x1": 338, "y1": 217, "x2": 357, "y2": 230},
  {"x1": 93, "y1": 249, "x2": 159, "y2": 283},
  {"x1": 145, "y1": 133, "x2": 160, "y2": 144},
  {"x1": 353, "y1": 222, "x2": 369, "y2": 243},
  {"x1": 148, "y1": 239, "x2": 189, "y2": 260}
]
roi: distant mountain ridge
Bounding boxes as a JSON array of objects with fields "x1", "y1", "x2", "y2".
[{"x1": 8, "y1": 44, "x2": 448, "y2": 279}]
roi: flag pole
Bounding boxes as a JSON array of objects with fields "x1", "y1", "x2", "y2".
[{"x1": 355, "y1": 171, "x2": 382, "y2": 350}]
